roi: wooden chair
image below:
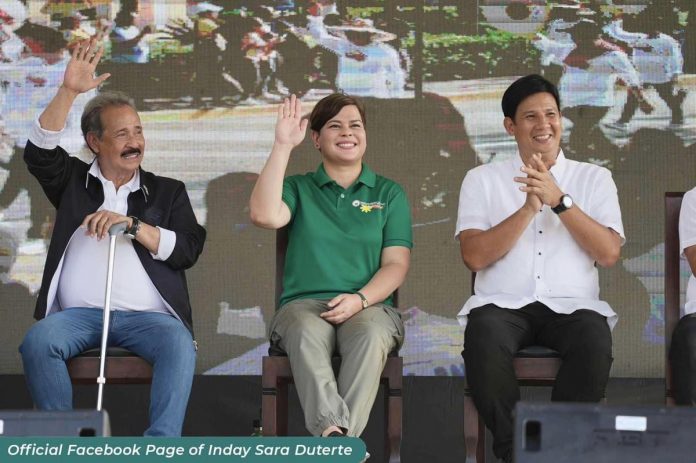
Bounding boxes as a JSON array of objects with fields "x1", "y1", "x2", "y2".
[
  {"x1": 664, "y1": 191, "x2": 685, "y2": 405},
  {"x1": 463, "y1": 274, "x2": 562, "y2": 463},
  {"x1": 67, "y1": 347, "x2": 152, "y2": 385},
  {"x1": 261, "y1": 227, "x2": 403, "y2": 463}
]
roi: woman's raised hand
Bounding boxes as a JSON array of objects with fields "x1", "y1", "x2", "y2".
[
  {"x1": 274, "y1": 94, "x2": 308, "y2": 149},
  {"x1": 62, "y1": 39, "x2": 110, "y2": 95}
]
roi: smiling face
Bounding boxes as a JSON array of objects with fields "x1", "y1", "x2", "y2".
[
  {"x1": 504, "y1": 91, "x2": 562, "y2": 166},
  {"x1": 311, "y1": 104, "x2": 366, "y2": 167},
  {"x1": 87, "y1": 104, "x2": 144, "y2": 184}
]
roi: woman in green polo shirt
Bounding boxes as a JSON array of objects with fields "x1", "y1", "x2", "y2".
[{"x1": 250, "y1": 93, "x2": 412, "y2": 441}]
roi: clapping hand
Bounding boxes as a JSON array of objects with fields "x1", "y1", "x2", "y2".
[{"x1": 515, "y1": 153, "x2": 563, "y2": 208}]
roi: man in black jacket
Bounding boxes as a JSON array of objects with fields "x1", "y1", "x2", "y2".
[{"x1": 19, "y1": 39, "x2": 206, "y2": 436}]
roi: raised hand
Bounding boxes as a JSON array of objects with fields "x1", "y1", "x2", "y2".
[
  {"x1": 61, "y1": 39, "x2": 110, "y2": 95},
  {"x1": 274, "y1": 94, "x2": 308, "y2": 149}
]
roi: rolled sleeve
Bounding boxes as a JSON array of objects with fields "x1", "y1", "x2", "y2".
[
  {"x1": 383, "y1": 186, "x2": 413, "y2": 249},
  {"x1": 28, "y1": 118, "x2": 64, "y2": 150},
  {"x1": 587, "y1": 167, "x2": 625, "y2": 245},
  {"x1": 151, "y1": 226, "x2": 176, "y2": 261},
  {"x1": 455, "y1": 169, "x2": 490, "y2": 239},
  {"x1": 679, "y1": 189, "x2": 696, "y2": 256}
]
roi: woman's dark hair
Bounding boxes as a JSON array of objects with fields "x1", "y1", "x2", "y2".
[
  {"x1": 501, "y1": 74, "x2": 561, "y2": 119},
  {"x1": 309, "y1": 93, "x2": 366, "y2": 132}
]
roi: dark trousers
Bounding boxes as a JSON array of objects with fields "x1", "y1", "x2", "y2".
[
  {"x1": 462, "y1": 303, "x2": 613, "y2": 459},
  {"x1": 670, "y1": 314, "x2": 696, "y2": 405}
]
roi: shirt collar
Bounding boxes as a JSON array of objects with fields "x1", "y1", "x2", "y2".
[
  {"x1": 88, "y1": 160, "x2": 141, "y2": 193},
  {"x1": 514, "y1": 149, "x2": 568, "y2": 183},
  {"x1": 312, "y1": 163, "x2": 377, "y2": 188}
]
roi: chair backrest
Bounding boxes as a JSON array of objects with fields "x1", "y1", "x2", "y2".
[
  {"x1": 665, "y1": 192, "x2": 684, "y2": 402},
  {"x1": 274, "y1": 227, "x2": 399, "y2": 309}
]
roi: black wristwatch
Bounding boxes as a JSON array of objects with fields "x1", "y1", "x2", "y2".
[
  {"x1": 552, "y1": 194, "x2": 573, "y2": 214},
  {"x1": 125, "y1": 216, "x2": 141, "y2": 239}
]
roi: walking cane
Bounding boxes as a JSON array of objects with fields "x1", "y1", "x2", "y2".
[{"x1": 96, "y1": 221, "x2": 128, "y2": 412}]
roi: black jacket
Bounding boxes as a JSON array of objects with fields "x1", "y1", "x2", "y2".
[{"x1": 24, "y1": 140, "x2": 206, "y2": 336}]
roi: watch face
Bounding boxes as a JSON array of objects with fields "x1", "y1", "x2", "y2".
[{"x1": 562, "y1": 195, "x2": 573, "y2": 208}]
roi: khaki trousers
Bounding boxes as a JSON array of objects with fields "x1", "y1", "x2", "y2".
[{"x1": 269, "y1": 298, "x2": 404, "y2": 436}]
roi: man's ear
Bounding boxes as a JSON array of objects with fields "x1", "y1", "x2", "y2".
[
  {"x1": 86, "y1": 132, "x2": 99, "y2": 155},
  {"x1": 503, "y1": 116, "x2": 515, "y2": 136}
]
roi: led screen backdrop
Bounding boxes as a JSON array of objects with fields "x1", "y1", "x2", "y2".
[{"x1": 1, "y1": 0, "x2": 694, "y2": 377}]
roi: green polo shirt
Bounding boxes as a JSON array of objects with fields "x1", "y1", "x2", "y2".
[{"x1": 280, "y1": 163, "x2": 412, "y2": 308}]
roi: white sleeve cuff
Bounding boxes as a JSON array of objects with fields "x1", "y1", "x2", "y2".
[
  {"x1": 28, "y1": 118, "x2": 65, "y2": 150},
  {"x1": 151, "y1": 227, "x2": 176, "y2": 261}
]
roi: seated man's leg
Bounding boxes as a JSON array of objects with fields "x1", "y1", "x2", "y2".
[
  {"x1": 269, "y1": 299, "x2": 348, "y2": 435},
  {"x1": 670, "y1": 314, "x2": 696, "y2": 405},
  {"x1": 335, "y1": 304, "x2": 403, "y2": 437},
  {"x1": 110, "y1": 311, "x2": 196, "y2": 437},
  {"x1": 19, "y1": 308, "x2": 103, "y2": 410},
  {"x1": 463, "y1": 304, "x2": 533, "y2": 460},
  {"x1": 538, "y1": 309, "x2": 612, "y2": 402}
]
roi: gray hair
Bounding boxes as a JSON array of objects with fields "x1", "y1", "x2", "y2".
[{"x1": 81, "y1": 91, "x2": 137, "y2": 144}]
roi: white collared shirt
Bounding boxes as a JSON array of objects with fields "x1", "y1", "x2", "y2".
[
  {"x1": 455, "y1": 150, "x2": 625, "y2": 329},
  {"x1": 29, "y1": 120, "x2": 177, "y2": 315},
  {"x1": 679, "y1": 187, "x2": 696, "y2": 317}
]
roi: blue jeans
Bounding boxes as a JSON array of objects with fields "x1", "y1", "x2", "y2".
[{"x1": 19, "y1": 307, "x2": 196, "y2": 436}]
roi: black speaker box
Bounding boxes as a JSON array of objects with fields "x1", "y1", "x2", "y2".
[
  {"x1": 514, "y1": 401, "x2": 696, "y2": 463},
  {"x1": 0, "y1": 410, "x2": 111, "y2": 436}
]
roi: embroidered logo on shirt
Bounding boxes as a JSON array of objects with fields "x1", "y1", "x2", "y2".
[{"x1": 352, "y1": 200, "x2": 385, "y2": 213}]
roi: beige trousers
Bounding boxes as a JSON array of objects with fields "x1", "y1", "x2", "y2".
[{"x1": 268, "y1": 298, "x2": 404, "y2": 436}]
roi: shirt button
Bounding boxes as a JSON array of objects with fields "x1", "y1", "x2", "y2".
[
  {"x1": 340, "y1": 193, "x2": 345, "y2": 198},
  {"x1": 538, "y1": 252, "x2": 542, "y2": 255},
  {"x1": 536, "y1": 275, "x2": 541, "y2": 279},
  {"x1": 539, "y1": 230, "x2": 543, "y2": 234}
]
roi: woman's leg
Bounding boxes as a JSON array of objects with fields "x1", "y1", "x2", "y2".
[
  {"x1": 335, "y1": 304, "x2": 404, "y2": 436},
  {"x1": 269, "y1": 298, "x2": 349, "y2": 435}
]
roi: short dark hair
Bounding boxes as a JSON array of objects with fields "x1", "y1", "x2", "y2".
[
  {"x1": 501, "y1": 74, "x2": 560, "y2": 119},
  {"x1": 309, "y1": 93, "x2": 366, "y2": 133}
]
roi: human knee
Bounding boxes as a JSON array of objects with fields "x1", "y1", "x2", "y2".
[
  {"x1": 168, "y1": 328, "x2": 196, "y2": 362},
  {"x1": 464, "y1": 309, "x2": 516, "y2": 353},
  {"x1": 354, "y1": 321, "x2": 392, "y2": 344},
  {"x1": 564, "y1": 323, "x2": 612, "y2": 361},
  {"x1": 282, "y1": 315, "x2": 333, "y2": 351},
  {"x1": 20, "y1": 322, "x2": 58, "y2": 359},
  {"x1": 340, "y1": 324, "x2": 392, "y2": 356}
]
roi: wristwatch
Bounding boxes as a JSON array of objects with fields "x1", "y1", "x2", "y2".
[
  {"x1": 552, "y1": 194, "x2": 574, "y2": 214},
  {"x1": 125, "y1": 216, "x2": 141, "y2": 239},
  {"x1": 356, "y1": 291, "x2": 369, "y2": 309}
]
